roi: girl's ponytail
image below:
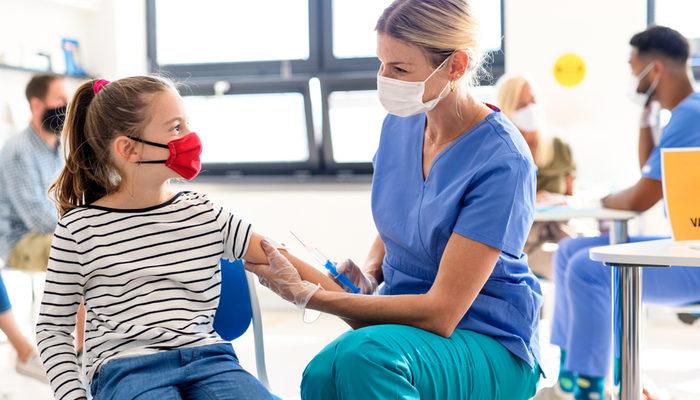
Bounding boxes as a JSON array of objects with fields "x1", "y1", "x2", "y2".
[{"x1": 51, "y1": 81, "x2": 105, "y2": 216}]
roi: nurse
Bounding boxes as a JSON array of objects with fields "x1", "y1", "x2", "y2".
[{"x1": 246, "y1": 0, "x2": 542, "y2": 398}]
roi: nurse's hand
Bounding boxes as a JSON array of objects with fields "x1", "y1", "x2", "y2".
[
  {"x1": 245, "y1": 240, "x2": 321, "y2": 309},
  {"x1": 332, "y1": 259, "x2": 378, "y2": 295}
]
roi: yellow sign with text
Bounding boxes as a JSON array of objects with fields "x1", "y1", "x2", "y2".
[{"x1": 662, "y1": 148, "x2": 700, "y2": 240}]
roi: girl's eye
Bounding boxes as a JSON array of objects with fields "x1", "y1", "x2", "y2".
[
  {"x1": 172, "y1": 124, "x2": 181, "y2": 134},
  {"x1": 394, "y1": 67, "x2": 407, "y2": 74}
]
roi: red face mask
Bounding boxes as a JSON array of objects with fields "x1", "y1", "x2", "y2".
[{"x1": 130, "y1": 132, "x2": 203, "y2": 180}]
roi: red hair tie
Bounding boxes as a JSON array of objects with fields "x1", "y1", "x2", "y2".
[{"x1": 92, "y1": 79, "x2": 110, "y2": 94}]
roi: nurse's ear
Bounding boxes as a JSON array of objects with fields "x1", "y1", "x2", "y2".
[{"x1": 448, "y1": 50, "x2": 469, "y2": 82}]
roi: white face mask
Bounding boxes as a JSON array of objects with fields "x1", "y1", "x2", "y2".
[
  {"x1": 510, "y1": 104, "x2": 540, "y2": 132},
  {"x1": 629, "y1": 62, "x2": 659, "y2": 106},
  {"x1": 377, "y1": 57, "x2": 452, "y2": 117}
]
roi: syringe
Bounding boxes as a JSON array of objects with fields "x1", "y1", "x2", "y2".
[{"x1": 290, "y1": 231, "x2": 361, "y2": 294}]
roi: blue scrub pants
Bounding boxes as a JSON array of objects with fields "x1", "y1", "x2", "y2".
[
  {"x1": 301, "y1": 324, "x2": 540, "y2": 400},
  {"x1": 551, "y1": 236, "x2": 700, "y2": 377},
  {"x1": 0, "y1": 272, "x2": 11, "y2": 313}
]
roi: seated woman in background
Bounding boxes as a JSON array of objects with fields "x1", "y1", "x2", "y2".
[{"x1": 497, "y1": 75, "x2": 576, "y2": 280}]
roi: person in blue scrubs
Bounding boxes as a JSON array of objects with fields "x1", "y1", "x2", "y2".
[
  {"x1": 245, "y1": 1, "x2": 542, "y2": 398},
  {"x1": 535, "y1": 26, "x2": 700, "y2": 400}
]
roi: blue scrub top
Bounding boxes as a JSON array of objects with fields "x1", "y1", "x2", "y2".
[
  {"x1": 371, "y1": 106, "x2": 542, "y2": 369},
  {"x1": 643, "y1": 92, "x2": 700, "y2": 181}
]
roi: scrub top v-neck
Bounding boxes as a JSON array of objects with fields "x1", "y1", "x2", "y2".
[{"x1": 371, "y1": 107, "x2": 542, "y2": 369}]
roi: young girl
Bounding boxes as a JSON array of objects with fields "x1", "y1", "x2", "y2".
[{"x1": 36, "y1": 76, "x2": 342, "y2": 400}]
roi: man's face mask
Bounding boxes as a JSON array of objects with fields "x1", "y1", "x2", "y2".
[
  {"x1": 129, "y1": 132, "x2": 203, "y2": 180},
  {"x1": 630, "y1": 62, "x2": 660, "y2": 106},
  {"x1": 41, "y1": 105, "x2": 67, "y2": 136}
]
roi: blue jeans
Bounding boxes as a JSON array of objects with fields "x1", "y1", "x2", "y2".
[
  {"x1": 90, "y1": 343, "x2": 272, "y2": 400},
  {"x1": 551, "y1": 235, "x2": 700, "y2": 377},
  {"x1": 0, "y1": 272, "x2": 11, "y2": 313}
]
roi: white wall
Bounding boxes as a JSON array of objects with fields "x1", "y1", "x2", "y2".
[
  {"x1": 505, "y1": 0, "x2": 668, "y2": 235},
  {"x1": 506, "y1": 0, "x2": 647, "y2": 189},
  {"x1": 0, "y1": 0, "x2": 92, "y2": 144},
  {"x1": 85, "y1": 0, "x2": 148, "y2": 79}
]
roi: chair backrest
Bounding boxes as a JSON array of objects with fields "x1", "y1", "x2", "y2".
[{"x1": 213, "y1": 259, "x2": 253, "y2": 341}]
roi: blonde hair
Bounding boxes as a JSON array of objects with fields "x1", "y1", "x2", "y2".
[
  {"x1": 495, "y1": 75, "x2": 554, "y2": 167},
  {"x1": 51, "y1": 76, "x2": 177, "y2": 216},
  {"x1": 376, "y1": 0, "x2": 488, "y2": 85},
  {"x1": 496, "y1": 75, "x2": 528, "y2": 119}
]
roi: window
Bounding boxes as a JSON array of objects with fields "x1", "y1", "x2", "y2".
[
  {"x1": 316, "y1": 76, "x2": 384, "y2": 172},
  {"x1": 147, "y1": 0, "x2": 505, "y2": 177},
  {"x1": 180, "y1": 78, "x2": 318, "y2": 176},
  {"x1": 155, "y1": 1, "x2": 309, "y2": 65},
  {"x1": 324, "y1": 0, "x2": 504, "y2": 76},
  {"x1": 648, "y1": 0, "x2": 700, "y2": 78},
  {"x1": 185, "y1": 93, "x2": 310, "y2": 164},
  {"x1": 331, "y1": 1, "x2": 393, "y2": 59},
  {"x1": 330, "y1": 0, "x2": 503, "y2": 59},
  {"x1": 326, "y1": 90, "x2": 383, "y2": 164}
]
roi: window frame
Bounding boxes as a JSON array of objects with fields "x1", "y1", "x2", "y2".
[
  {"x1": 146, "y1": 0, "x2": 322, "y2": 78},
  {"x1": 146, "y1": 0, "x2": 506, "y2": 177},
  {"x1": 319, "y1": 0, "x2": 506, "y2": 81},
  {"x1": 182, "y1": 76, "x2": 319, "y2": 177},
  {"x1": 320, "y1": 74, "x2": 378, "y2": 174}
]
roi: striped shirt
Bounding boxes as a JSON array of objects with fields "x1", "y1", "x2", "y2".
[{"x1": 36, "y1": 192, "x2": 253, "y2": 400}]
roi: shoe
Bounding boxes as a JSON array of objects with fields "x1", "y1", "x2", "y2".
[
  {"x1": 533, "y1": 385, "x2": 574, "y2": 400},
  {"x1": 677, "y1": 312, "x2": 700, "y2": 325},
  {"x1": 15, "y1": 352, "x2": 48, "y2": 383}
]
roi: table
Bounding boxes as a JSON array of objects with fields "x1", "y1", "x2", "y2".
[
  {"x1": 535, "y1": 206, "x2": 638, "y2": 399},
  {"x1": 534, "y1": 206, "x2": 638, "y2": 244},
  {"x1": 590, "y1": 239, "x2": 700, "y2": 400}
]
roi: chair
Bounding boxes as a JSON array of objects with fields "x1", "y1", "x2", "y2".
[{"x1": 213, "y1": 259, "x2": 270, "y2": 388}]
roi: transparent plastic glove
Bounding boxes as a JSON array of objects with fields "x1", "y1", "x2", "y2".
[
  {"x1": 332, "y1": 259, "x2": 378, "y2": 295},
  {"x1": 245, "y1": 240, "x2": 321, "y2": 310}
]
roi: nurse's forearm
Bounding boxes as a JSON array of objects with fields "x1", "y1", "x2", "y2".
[
  {"x1": 275, "y1": 252, "x2": 371, "y2": 329},
  {"x1": 307, "y1": 290, "x2": 448, "y2": 336},
  {"x1": 363, "y1": 235, "x2": 385, "y2": 283}
]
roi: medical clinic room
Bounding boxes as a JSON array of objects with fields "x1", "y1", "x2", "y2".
[{"x1": 3, "y1": 0, "x2": 700, "y2": 399}]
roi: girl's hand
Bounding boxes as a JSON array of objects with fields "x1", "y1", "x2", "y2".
[{"x1": 245, "y1": 240, "x2": 321, "y2": 309}]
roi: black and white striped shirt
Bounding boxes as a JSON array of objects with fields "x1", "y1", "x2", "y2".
[{"x1": 36, "y1": 192, "x2": 252, "y2": 400}]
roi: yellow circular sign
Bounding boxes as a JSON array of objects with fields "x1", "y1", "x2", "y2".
[{"x1": 553, "y1": 53, "x2": 586, "y2": 87}]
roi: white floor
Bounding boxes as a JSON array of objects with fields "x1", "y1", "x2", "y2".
[{"x1": 1, "y1": 281, "x2": 699, "y2": 399}]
